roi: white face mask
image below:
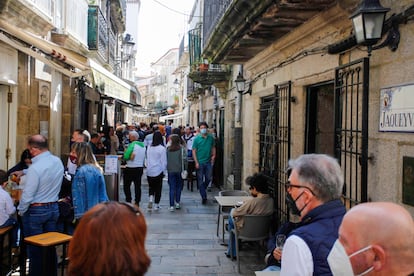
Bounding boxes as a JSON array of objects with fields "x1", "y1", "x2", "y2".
[{"x1": 328, "y1": 239, "x2": 374, "y2": 276}]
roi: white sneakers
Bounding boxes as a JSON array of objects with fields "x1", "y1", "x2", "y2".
[
  {"x1": 148, "y1": 195, "x2": 154, "y2": 210},
  {"x1": 148, "y1": 196, "x2": 181, "y2": 212}
]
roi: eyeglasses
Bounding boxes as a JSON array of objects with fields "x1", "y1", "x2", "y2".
[{"x1": 285, "y1": 182, "x2": 316, "y2": 196}]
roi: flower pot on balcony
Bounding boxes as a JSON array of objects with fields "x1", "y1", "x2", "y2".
[{"x1": 199, "y1": 64, "x2": 209, "y2": 71}]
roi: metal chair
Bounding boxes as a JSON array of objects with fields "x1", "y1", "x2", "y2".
[
  {"x1": 230, "y1": 214, "x2": 272, "y2": 273},
  {"x1": 217, "y1": 190, "x2": 249, "y2": 242}
]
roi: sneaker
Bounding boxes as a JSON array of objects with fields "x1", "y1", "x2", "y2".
[
  {"x1": 148, "y1": 195, "x2": 154, "y2": 210},
  {"x1": 153, "y1": 204, "x2": 160, "y2": 211},
  {"x1": 175, "y1": 203, "x2": 181, "y2": 209},
  {"x1": 202, "y1": 198, "x2": 207, "y2": 205},
  {"x1": 207, "y1": 187, "x2": 212, "y2": 192},
  {"x1": 169, "y1": 206, "x2": 175, "y2": 212}
]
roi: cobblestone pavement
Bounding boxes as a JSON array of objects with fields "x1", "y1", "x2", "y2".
[{"x1": 120, "y1": 175, "x2": 267, "y2": 276}]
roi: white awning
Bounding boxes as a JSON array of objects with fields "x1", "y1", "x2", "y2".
[
  {"x1": 89, "y1": 59, "x2": 131, "y2": 103},
  {"x1": 159, "y1": 112, "x2": 183, "y2": 122},
  {"x1": 0, "y1": 19, "x2": 90, "y2": 78}
]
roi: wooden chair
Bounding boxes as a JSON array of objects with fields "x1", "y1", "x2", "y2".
[
  {"x1": 24, "y1": 232, "x2": 72, "y2": 276},
  {"x1": 230, "y1": 215, "x2": 272, "y2": 273},
  {"x1": 217, "y1": 190, "x2": 249, "y2": 242},
  {"x1": 0, "y1": 226, "x2": 14, "y2": 276}
]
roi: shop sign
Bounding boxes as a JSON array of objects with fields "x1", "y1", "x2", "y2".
[{"x1": 379, "y1": 83, "x2": 414, "y2": 132}]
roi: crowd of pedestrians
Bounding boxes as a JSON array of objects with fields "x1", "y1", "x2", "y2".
[{"x1": 1, "y1": 121, "x2": 413, "y2": 276}]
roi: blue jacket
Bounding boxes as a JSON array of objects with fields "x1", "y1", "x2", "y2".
[
  {"x1": 72, "y1": 164, "x2": 109, "y2": 219},
  {"x1": 290, "y1": 199, "x2": 346, "y2": 275}
]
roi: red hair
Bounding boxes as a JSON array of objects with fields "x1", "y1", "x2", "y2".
[{"x1": 68, "y1": 202, "x2": 150, "y2": 276}]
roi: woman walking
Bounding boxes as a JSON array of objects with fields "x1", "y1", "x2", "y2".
[
  {"x1": 71, "y1": 142, "x2": 109, "y2": 220},
  {"x1": 166, "y1": 134, "x2": 187, "y2": 211},
  {"x1": 146, "y1": 131, "x2": 166, "y2": 211}
]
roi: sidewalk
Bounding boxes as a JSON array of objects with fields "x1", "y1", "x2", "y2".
[{"x1": 120, "y1": 176, "x2": 266, "y2": 275}]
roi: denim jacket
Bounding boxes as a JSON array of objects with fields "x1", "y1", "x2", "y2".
[{"x1": 72, "y1": 164, "x2": 109, "y2": 219}]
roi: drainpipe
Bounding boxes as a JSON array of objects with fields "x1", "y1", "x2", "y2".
[
  {"x1": 233, "y1": 65, "x2": 243, "y2": 190},
  {"x1": 199, "y1": 93, "x2": 203, "y2": 122}
]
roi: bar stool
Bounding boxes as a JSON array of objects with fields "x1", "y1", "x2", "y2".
[
  {"x1": 0, "y1": 225, "x2": 14, "y2": 275},
  {"x1": 24, "y1": 232, "x2": 72, "y2": 276}
]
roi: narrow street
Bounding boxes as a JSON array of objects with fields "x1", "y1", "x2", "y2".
[{"x1": 121, "y1": 175, "x2": 265, "y2": 276}]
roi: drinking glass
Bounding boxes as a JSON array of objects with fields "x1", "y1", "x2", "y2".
[{"x1": 276, "y1": 234, "x2": 286, "y2": 249}]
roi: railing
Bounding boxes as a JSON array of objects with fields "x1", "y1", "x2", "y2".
[
  {"x1": 88, "y1": 6, "x2": 108, "y2": 60},
  {"x1": 188, "y1": 27, "x2": 201, "y2": 67},
  {"x1": 202, "y1": 0, "x2": 233, "y2": 47},
  {"x1": 88, "y1": 5, "x2": 117, "y2": 66}
]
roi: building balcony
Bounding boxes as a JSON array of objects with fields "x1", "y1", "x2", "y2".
[
  {"x1": 202, "y1": 0, "x2": 339, "y2": 64},
  {"x1": 88, "y1": 5, "x2": 116, "y2": 65},
  {"x1": 188, "y1": 63, "x2": 230, "y2": 86},
  {"x1": 0, "y1": 0, "x2": 54, "y2": 36}
]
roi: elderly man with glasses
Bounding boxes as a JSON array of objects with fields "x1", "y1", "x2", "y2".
[{"x1": 280, "y1": 154, "x2": 346, "y2": 276}]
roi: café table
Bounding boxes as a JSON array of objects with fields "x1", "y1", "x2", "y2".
[{"x1": 214, "y1": 195, "x2": 251, "y2": 242}]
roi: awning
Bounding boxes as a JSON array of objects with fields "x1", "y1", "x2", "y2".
[
  {"x1": 159, "y1": 112, "x2": 184, "y2": 122},
  {"x1": 89, "y1": 60, "x2": 131, "y2": 103},
  {"x1": 0, "y1": 19, "x2": 90, "y2": 78}
]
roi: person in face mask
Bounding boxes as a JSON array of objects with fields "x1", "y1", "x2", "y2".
[
  {"x1": 192, "y1": 122, "x2": 216, "y2": 205},
  {"x1": 328, "y1": 202, "x2": 414, "y2": 276},
  {"x1": 280, "y1": 154, "x2": 346, "y2": 276}
]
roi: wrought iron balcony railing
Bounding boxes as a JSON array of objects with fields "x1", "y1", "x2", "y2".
[{"x1": 88, "y1": 5, "x2": 116, "y2": 64}]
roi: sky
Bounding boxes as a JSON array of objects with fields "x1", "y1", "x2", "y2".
[{"x1": 136, "y1": 0, "x2": 195, "y2": 76}]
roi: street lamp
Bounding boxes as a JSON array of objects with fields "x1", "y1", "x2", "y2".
[
  {"x1": 235, "y1": 71, "x2": 246, "y2": 93},
  {"x1": 350, "y1": 0, "x2": 390, "y2": 54}
]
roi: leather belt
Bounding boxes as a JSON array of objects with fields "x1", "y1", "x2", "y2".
[{"x1": 30, "y1": 202, "x2": 57, "y2": 207}]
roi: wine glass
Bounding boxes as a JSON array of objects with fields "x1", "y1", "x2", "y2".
[{"x1": 276, "y1": 234, "x2": 286, "y2": 249}]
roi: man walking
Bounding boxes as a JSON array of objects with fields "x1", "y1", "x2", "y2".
[
  {"x1": 123, "y1": 131, "x2": 146, "y2": 206},
  {"x1": 192, "y1": 122, "x2": 216, "y2": 204},
  {"x1": 280, "y1": 154, "x2": 346, "y2": 275},
  {"x1": 18, "y1": 134, "x2": 64, "y2": 276}
]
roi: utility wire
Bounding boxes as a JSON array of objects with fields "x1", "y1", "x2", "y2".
[
  {"x1": 152, "y1": 0, "x2": 191, "y2": 16},
  {"x1": 152, "y1": 0, "x2": 202, "y2": 17}
]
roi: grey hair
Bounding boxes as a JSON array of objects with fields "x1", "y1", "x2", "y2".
[
  {"x1": 288, "y1": 154, "x2": 343, "y2": 202},
  {"x1": 129, "y1": 131, "x2": 139, "y2": 140}
]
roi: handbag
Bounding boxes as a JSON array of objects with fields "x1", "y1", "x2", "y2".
[{"x1": 181, "y1": 147, "x2": 188, "y2": 179}]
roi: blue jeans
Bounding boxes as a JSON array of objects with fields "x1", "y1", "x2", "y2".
[
  {"x1": 227, "y1": 213, "x2": 236, "y2": 256},
  {"x1": 263, "y1": 265, "x2": 281, "y2": 271},
  {"x1": 22, "y1": 203, "x2": 59, "y2": 276},
  {"x1": 197, "y1": 162, "x2": 212, "y2": 200},
  {"x1": 168, "y1": 172, "x2": 182, "y2": 206}
]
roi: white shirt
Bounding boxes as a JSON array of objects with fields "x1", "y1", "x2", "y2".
[
  {"x1": 126, "y1": 143, "x2": 146, "y2": 168},
  {"x1": 182, "y1": 134, "x2": 195, "y2": 150},
  {"x1": 146, "y1": 145, "x2": 167, "y2": 177},
  {"x1": 280, "y1": 235, "x2": 313, "y2": 276},
  {"x1": 0, "y1": 186, "x2": 16, "y2": 225}
]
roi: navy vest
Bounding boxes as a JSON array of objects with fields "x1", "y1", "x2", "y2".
[{"x1": 290, "y1": 199, "x2": 346, "y2": 275}]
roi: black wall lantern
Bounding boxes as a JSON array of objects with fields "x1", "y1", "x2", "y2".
[
  {"x1": 350, "y1": 0, "x2": 390, "y2": 55},
  {"x1": 235, "y1": 71, "x2": 246, "y2": 93}
]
